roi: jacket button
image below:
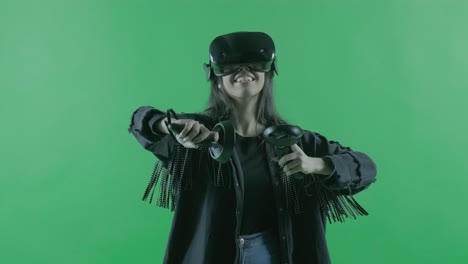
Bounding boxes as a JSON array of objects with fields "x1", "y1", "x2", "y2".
[
  {"x1": 282, "y1": 235, "x2": 286, "y2": 240},
  {"x1": 239, "y1": 238, "x2": 245, "y2": 245},
  {"x1": 279, "y1": 207, "x2": 283, "y2": 212}
]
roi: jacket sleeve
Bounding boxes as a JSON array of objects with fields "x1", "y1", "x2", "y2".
[
  {"x1": 127, "y1": 106, "x2": 179, "y2": 168},
  {"x1": 301, "y1": 130, "x2": 377, "y2": 195},
  {"x1": 127, "y1": 106, "x2": 226, "y2": 211},
  {"x1": 128, "y1": 106, "x2": 189, "y2": 211}
]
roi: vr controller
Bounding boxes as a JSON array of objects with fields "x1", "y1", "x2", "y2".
[
  {"x1": 163, "y1": 108, "x2": 234, "y2": 164},
  {"x1": 263, "y1": 124, "x2": 307, "y2": 180},
  {"x1": 163, "y1": 108, "x2": 307, "y2": 180}
]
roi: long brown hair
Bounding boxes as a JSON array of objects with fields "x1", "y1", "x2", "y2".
[{"x1": 200, "y1": 70, "x2": 290, "y2": 127}]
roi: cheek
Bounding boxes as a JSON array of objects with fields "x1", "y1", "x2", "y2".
[
  {"x1": 258, "y1": 73, "x2": 265, "y2": 81},
  {"x1": 257, "y1": 76, "x2": 266, "y2": 87},
  {"x1": 220, "y1": 78, "x2": 229, "y2": 88},
  {"x1": 222, "y1": 76, "x2": 233, "y2": 85}
]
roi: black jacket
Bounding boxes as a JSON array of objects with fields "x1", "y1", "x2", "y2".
[{"x1": 128, "y1": 106, "x2": 377, "y2": 264}]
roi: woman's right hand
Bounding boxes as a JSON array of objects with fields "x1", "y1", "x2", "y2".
[{"x1": 169, "y1": 119, "x2": 219, "y2": 149}]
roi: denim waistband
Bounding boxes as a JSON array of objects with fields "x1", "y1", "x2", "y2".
[{"x1": 238, "y1": 228, "x2": 276, "y2": 247}]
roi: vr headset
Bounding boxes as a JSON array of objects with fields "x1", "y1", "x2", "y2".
[{"x1": 203, "y1": 31, "x2": 279, "y2": 80}]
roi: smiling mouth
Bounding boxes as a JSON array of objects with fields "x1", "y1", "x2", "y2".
[{"x1": 234, "y1": 76, "x2": 255, "y2": 83}]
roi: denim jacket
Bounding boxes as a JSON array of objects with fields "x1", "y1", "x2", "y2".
[{"x1": 128, "y1": 106, "x2": 377, "y2": 264}]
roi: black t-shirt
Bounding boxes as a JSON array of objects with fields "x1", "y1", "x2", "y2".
[{"x1": 235, "y1": 133, "x2": 277, "y2": 235}]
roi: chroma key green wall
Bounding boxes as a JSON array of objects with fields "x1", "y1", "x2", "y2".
[{"x1": 1, "y1": 1, "x2": 466, "y2": 263}]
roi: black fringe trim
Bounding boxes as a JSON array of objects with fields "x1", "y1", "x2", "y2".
[
  {"x1": 278, "y1": 167, "x2": 304, "y2": 215},
  {"x1": 141, "y1": 145, "x2": 232, "y2": 211},
  {"x1": 141, "y1": 142, "x2": 367, "y2": 223},
  {"x1": 303, "y1": 176, "x2": 369, "y2": 224},
  {"x1": 275, "y1": 156, "x2": 369, "y2": 223},
  {"x1": 141, "y1": 144, "x2": 188, "y2": 211}
]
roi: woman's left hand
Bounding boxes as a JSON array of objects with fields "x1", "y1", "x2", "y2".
[{"x1": 274, "y1": 144, "x2": 326, "y2": 177}]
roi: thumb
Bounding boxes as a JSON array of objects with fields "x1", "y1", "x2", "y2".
[
  {"x1": 290, "y1": 143, "x2": 303, "y2": 153},
  {"x1": 170, "y1": 118, "x2": 184, "y2": 124},
  {"x1": 212, "y1": 131, "x2": 220, "y2": 142}
]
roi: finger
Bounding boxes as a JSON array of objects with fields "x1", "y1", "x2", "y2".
[
  {"x1": 285, "y1": 165, "x2": 303, "y2": 176},
  {"x1": 212, "y1": 131, "x2": 219, "y2": 142},
  {"x1": 192, "y1": 126, "x2": 211, "y2": 144},
  {"x1": 181, "y1": 140, "x2": 199, "y2": 149},
  {"x1": 283, "y1": 159, "x2": 301, "y2": 173},
  {"x1": 185, "y1": 122, "x2": 201, "y2": 141},
  {"x1": 177, "y1": 135, "x2": 191, "y2": 147},
  {"x1": 285, "y1": 162, "x2": 304, "y2": 176},
  {"x1": 278, "y1": 152, "x2": 298, "y2": 167},
  {"x1": 179, "y1": 120, "x2": 194, "y2": 138},
  {"x1": 290, "y1": 144, "x2": 306, "y2": 156},
  {"x1": 278, "y1": 153, "x2": 292, "y2": 167},
  {"x1": 290, "y1": 143, "x2": 301, "y2": 152}
]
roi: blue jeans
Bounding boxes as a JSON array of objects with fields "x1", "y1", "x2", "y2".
[{"x1": 238, "y1": 228, "x2": 281, "y2": 264}]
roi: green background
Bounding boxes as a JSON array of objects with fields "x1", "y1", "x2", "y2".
[{"x1": 1, "y1": 0, "x2": 466, "y2": 263}]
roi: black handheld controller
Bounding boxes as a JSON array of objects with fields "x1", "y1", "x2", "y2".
[{"x1": 263, "y1": 125, "x2": 307, "y2": 180}]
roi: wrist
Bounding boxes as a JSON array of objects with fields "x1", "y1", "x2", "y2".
[{"x1": 313, "y1": 157, "x2": 333, "y2": 176}]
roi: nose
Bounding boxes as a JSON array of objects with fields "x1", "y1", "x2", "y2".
[{"x1": 236, "y1": 65, "x2": 251, "y2": 72}]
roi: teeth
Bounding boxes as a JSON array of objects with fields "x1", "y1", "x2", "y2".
[{"x1": 235, "y1": 76, "x2": 254, "y2": 83}]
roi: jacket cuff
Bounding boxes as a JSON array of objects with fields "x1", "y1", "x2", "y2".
[
  {"x1": 319, "y1": 155, "x2": 351, "y2": 190},
  {"x1": 149, "y1": 113, "x2": 167, "y2": 137}
]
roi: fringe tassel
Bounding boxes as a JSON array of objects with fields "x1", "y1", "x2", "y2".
[
  {"x1": 141, "y1": 142, "x2": 368, "y2": 223},
  {"x1": 304, "y1": 179, "x2": 369, "y2": 224},
  {"x1": 279, "y1": 151, "x2": 369, "y2": 223},
  {"x1": 142, "y1": 145, "x2": 233, "y2": 211},
  {"x1": 141, "y1": 144, "x2": 195, "y2": 211},
  {"x1": 206, "y1": 146, "x2": 232, "y2": 188},
  {"x1": 141, "y1": 157, "x2": 175, "y2": 210},
  {"x1": 276, "y1": 163, "x2": 304, "y2": 215}
]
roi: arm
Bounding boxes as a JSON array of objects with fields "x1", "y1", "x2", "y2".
[
  {"x1": 128, "y1": 106, "x2": 175, "y2": 167},
  {"x1": 128, "y1": 106, "x2": 224, "y2": 210},
  {"x1": 129, "y1": 106, "x2": 205, "y2": 210},
  {"x1": 301, "y1": 130, "x2": 377, "y2": 195}
]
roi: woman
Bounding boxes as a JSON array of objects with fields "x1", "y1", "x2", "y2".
[{"x1": 128, "y1": 31, "x2": 377, "y2": 264}]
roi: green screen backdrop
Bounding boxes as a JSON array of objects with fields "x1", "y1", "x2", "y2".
[{"x1": 1, "y1": 0, "x2": 466, "y2": 263}]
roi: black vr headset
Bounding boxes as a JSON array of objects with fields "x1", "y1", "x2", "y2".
[{"x1": 203, "y1": 31, "x2": 279, "y2": 81}]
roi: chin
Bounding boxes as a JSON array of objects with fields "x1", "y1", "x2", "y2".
[{"x1": 239, "y1": 88, "x2": 262, "y2": 96}]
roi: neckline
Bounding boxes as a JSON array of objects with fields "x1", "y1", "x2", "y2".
[{"x1": 235, "y1": 132, "x2": 263, "y2": 139}]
